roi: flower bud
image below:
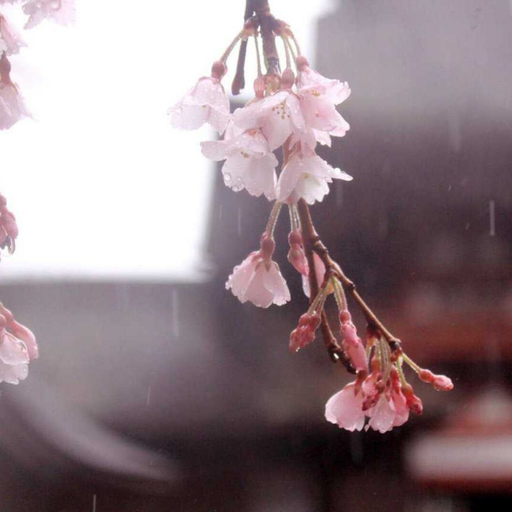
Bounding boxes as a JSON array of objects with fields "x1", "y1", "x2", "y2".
[
  {"x1": 281, "y1": 68, "x2": 295, "y2": 89},
  {"x1": 211, "y1": 60, "x2": 227, "y2": 80},
  {"x1": 296, "y1": 55, "x2": 309, "y2": 71}
]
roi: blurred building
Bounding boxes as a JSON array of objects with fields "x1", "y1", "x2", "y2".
[{"x1": 1, "y1": 1, "x2": 512, "y2": 511}]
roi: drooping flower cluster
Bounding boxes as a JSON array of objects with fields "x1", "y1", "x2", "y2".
[
  {"x1": 325, "y1": 325, "x2": 453, "y2": 433},
  {"x1": 169, "y1": 5, "x2": 453, "y2": 432},
  {"x1": 0, "y1": 0, "x2": 75, "y2": 130},
  {"x1": 0, "y1": 192, "x2": 38, "y2": 385}
]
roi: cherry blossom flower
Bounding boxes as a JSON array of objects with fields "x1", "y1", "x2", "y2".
[
  {"x1": 233, "y1": 89, "x2": 306, "y2": 151},
  {"x1": 327, "y1": 374, "x2": 410, "y2": 434},
  {"x1": 0, "y1": 304, "x2": 38, "y2": 385},
  {"x1": 0, "y1": 192, "x2": 18, "y2": 257},
  {"x1": 201, "y1": 128, "x2": 278, "y2": 200},
  {"x1": 325, "y1": 382, "x2": 366, "y2": 432},
  {"x1": 276, "y1": 152, "x2": 352, "y2": 205},
  {"x1": 169, "y1": 62, "x2": 230, "y2": 135},
  {"x1": 297, "y1": 56, "x2": 352, "y2": 106},
  {"x1": 23, "y1": 0, "x2": 76, "y2": 29},
  {"x1": 226, "y1": 249, "x2": 290, "y2": 308},
  {"x1": 0, "y1": 14, "x2": 26, "y2": 55},
  {"x1": 294, "y1": 57, "x2": 351, "y2": 149},
  {"x1": 0, "y1": 53, "x2": 30, "y2": 130}
]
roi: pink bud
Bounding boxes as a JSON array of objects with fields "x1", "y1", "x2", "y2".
[
  {"x1": 296, "y1": 55, "x2": 309, "y2": 71},
  {"x1": 402, "y1": 385, "x2": 423, "y2": 415},
  {"x1": 289, "y1": 313, "x2": 321, "y2": 352},
  {"x1": 287, "y1": 229, "x2": 302, "y2": 246},
  {"x1": 211, "y1": 60, "x2": 227, "y2": 80},
  {"x1": 419, "y1": 369, "x2": 454, "y2": 391},
  {"x1": 433, "y1": 375, "x2": 454, "y2": 392},
  {"x1": 259, "y1": 234, "x2": 276, "y2": 260},
  {"x1": 287, "y1": 230, "x2": 308, "y2": 276},
  {"x1": 281, "y1": 68, "x2": 295, "y2": 89}
]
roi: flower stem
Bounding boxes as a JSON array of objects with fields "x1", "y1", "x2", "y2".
[
  {"x1": 220, "y1": 29, "x2": 247, "y2": 64},
  {"x1": 254, "y1": 34, "x2": 263, "y2": 77},
  {"x1": 296, "y1": 198, "x2": 399, "y2": 346},
  {"x1": 402, "y1": 353, "x2": 422, "y2": 374},
  {"x1": 281, "y1": 35, "x2": 291, "y2": 69},
  {"x1": 265, "y1": 201, "x2": 282, "y2": 236}
]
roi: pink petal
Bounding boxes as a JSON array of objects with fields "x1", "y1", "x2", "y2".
[
  {"x1": 0, "y1": 82, "x2": 31, "y2": 130},
  {"x1": 325, "y1": 383, "x2": 365, "y2": 432},
  {"x1": 243, "y1": 264, "x2": 276, "y2": 308},
  {"x1": 392, "y1": 390, "x2": 410, "y2": 427},
  {"x1": 0, "y1": 360, "x2": 28, "y2": 385},
  {"x1": 0, "y1": 15, "x2": 26, "y2": 55},
  {"x1": 302, "y1": 253, "x2": 326, "y2": 298},
  {"x1": 263, "y1": 262, "x2": 291, "y2": 306},
  {"x1": 367, "y1": 396, "x2": 396, "y2": 433},
  {"x1": 0, "y1": 332, "x2": 30, "y2": 365}
]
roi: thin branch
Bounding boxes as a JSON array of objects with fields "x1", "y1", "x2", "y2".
[{"x1": 232, "y1": 0, "x2": 256, "y2": 95}]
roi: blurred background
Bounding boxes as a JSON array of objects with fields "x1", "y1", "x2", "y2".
[{"x1": 1, "y1": 0, "x2": 512, "y2": 511}]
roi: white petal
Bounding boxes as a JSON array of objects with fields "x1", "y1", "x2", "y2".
[
  {"x1": 285, "y1": 94, "x2": 306, "y2": 132},
  {"x1": 0, "y1": 360, "x2": 28, "y2": 385},
  {"x1": 262, "y1": 112, "x2": 293, "y2": 151},
  {"x1": 225, "y1": 253, "x2": 260, "y2": 300},
  {"x1": 243, "y1": 265, "x2": 275, "y2": 308},
  {"x1": 208, "y1": 107, "x2": 230, "y2": 135},
  {"x1": 263, "y1": 263, "x2": 291, "y2": 305},
  {"x1": 368, "y1": 397, "x2": 396, "y2": 433},
  {"x1": 232, "y1": 100, "x2": 265, "y2": 130},
  {"x1": 169, "y1": 103, "x2": 208, "y2": 130},
  {"x1": 0, "y1": 333, "x2": 29, "y2": 365},
  {"x1": 201, "y1": 140, "x2": 231, "y2": 161},
  {"x1": 276, "y1": 155, "x2": 304, "y2": 203},
  {"x1": 243, "y1": 153, "x2": 278, "y2": 200}
]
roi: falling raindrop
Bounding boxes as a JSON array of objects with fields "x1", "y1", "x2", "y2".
[
  {"x1": 92, "y1": 494, "x2": 97, "y2": 512},
  {"x1": 219, "y1": 203, "x2": 223, "y2": 219},
  {"x1": 335, "y1": 181, "x2": 343, "y2": 208},
  {"x1": 146, "y1": 386, "x2": 152, "y2": 406},
  {"x1": 172, "y1": 288, "x2": 180, "y2": 338},
  {"x1": 489, "y1": 199, "x2": 495, "y2": 236},
  {"x1": 237, "y1": 207, "x2": 242, "y2": 236}
]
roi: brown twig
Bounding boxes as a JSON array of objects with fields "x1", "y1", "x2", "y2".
[
  {"x1": 231, "y1": 0, "x2": 255, "y2": 95},
  {"x1": 296, "y1": 199, "x2": 399, "y2": 345},
  {"x1": 253, "y1": 0, "x2": 280, "y2": 75},
  {"x1": 255, "y1": 0, "x2": 399, "y2": 359}
]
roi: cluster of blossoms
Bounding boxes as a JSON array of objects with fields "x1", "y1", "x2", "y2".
[
  {"x1": 0, "y1": 0, "x2": 75, "y2": 130},
  {"x1": 0, "y1": 193, "x2": 38, "y2": 384},
  {"x1": 170, "y1": 3, "x2": 453, "y2": 432}
]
